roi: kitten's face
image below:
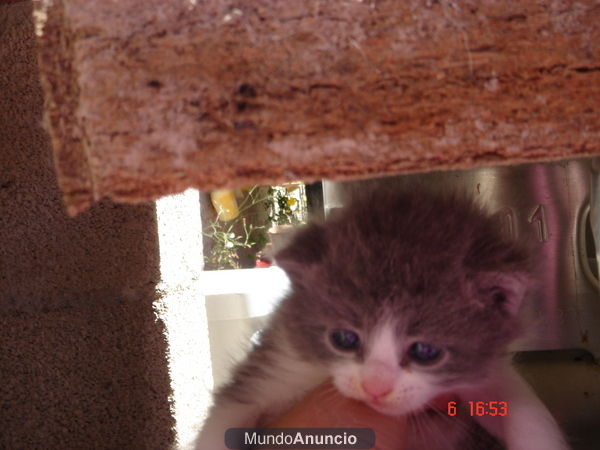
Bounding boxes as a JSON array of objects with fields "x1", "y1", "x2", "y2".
[
  {"x1": 304, "y1": 278, "x2": 523, "y2": 416},
  {"x1": 326, "y1": 318, "x2": 465, "y2": 415},
  {"x1": 275, "y1": 191, "x2": 530, "y2": 416},
  {"x1": 283, "y1": 274, "x2": 526, "y2": 416},
  {"x1": 328, "y1": 320, "x2": 447, "y2": 415}
]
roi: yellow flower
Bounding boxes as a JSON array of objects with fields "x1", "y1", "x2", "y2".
[{"x1": 210, "y1": 190, "x2": 240, "y2": 221}]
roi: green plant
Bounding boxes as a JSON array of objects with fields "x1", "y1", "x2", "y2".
[
  {"x1": 266, "y1": 185, "x2": 305, "y2": 226},
  {"x1": 203, "y1": 184, "x2": 306, "y2": 270},
  {"x1": 203, "y1": 218, "x2": 265, "y2": 270},
  {"x1": 203, "y1": 186, "x2": 270, "y2": 270}
]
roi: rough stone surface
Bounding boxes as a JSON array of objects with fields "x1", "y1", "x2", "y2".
[
  {"x1": 36, "y1": 0, "x2": 600, "y2": 215},
  {"x1": 0, "y1": 302, "x2": 175, "y2": 449},
  {"x1": 0, "y1": 2, "x2": 175, "y2": 447}
]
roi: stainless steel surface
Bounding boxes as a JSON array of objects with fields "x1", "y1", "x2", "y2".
[
  {"x1": 323, "y1": 158, "x2": 600, "y2": 358},
  {"x1": 514, "y1": 350, "x2": 600, "y2": 450},
  {"x1": 590, "y1": 159, "x2": 600, "y2": 295}
]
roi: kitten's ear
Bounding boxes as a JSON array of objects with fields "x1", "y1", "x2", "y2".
[
  {"x1": 274, "y1": 223, "x2": 327, "y2": 279},
  {"x1": 473, "y1": 271, "x2": 531, "y2": 316}
]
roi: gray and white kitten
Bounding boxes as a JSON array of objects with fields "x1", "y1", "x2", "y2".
[{"x1": 196, "y1": 189, "x2": 570, "y2": 450}]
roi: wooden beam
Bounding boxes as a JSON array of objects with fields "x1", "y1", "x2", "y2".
[{"x1": 36, "y1": 0, "x2": 600, "y2": 215}]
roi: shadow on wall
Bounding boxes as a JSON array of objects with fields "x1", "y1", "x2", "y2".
[{"x1": 0, "y1": 1, "x2": 175, "y2": 448}]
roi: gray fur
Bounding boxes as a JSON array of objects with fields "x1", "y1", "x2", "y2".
[{"x1": 203, "y1": 188, "x2": 533, "y2": 449}]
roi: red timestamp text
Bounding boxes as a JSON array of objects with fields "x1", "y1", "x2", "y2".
[{"x1": 447, "y1": 401, "x2": 508, "y2": 416}]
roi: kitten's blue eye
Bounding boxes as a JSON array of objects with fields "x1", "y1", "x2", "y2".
[
  {"x1": 408, "y1": 342, "x2": 442, "y2": 364},
  {"x1": 330, "y1": 329, "x2": 360, "y2": 351}
]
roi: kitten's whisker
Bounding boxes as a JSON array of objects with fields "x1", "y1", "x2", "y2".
[
  {"x1": 315, "y1": 387, "x2": 345, "y2": 406},
  {"x1": 410, "y1": 407, "x2": 457, "y2": 450},
  {"x1": 420, "y1": 414, "x2": 447, "y2": 450},
  {"x1": 317, "y1": 385, "x2": 340, "y2": 398},
  {"x1": 422, "y1": 401, "x2": 483, "y2": 450},
  {"x1": 319, "y1": 393, "x2": 353, "y2": 418},
  {"x1": 429, "y1": 414, "x2": 455, "y2": 450},
  {"x1": 425, "y1": 401, "x2": 473, "y2": 435},
  {"x1": 408, "y1": 413, "x2": 428, "y2": 450}
]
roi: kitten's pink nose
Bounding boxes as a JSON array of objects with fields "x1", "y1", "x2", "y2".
[{"x1": 361, "y1": 378, "x2": 393, "y2": 399}]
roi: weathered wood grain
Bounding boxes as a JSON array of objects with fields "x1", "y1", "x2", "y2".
[{"x1": 35, "y1": 0, "x2": 600, "y2": 214}]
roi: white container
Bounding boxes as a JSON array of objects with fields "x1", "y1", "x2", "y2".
[{"x1": 200, "y1": 267, "x2": 290, "y2": 388}]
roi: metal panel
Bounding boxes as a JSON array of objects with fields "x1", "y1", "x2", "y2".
[{"x1": 323, "y1": 158, "x2": 600, "y2": 358}]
